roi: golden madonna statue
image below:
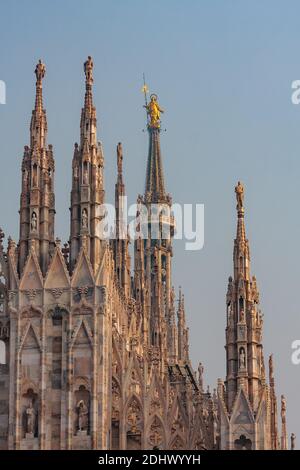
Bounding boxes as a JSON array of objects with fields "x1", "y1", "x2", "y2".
[{"x1": 144, "y1": 94, "x2": 164, "y2": 128}]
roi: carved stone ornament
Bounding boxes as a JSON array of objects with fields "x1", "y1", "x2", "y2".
[
  {"x1": 77, "y1": 286, "x2": 89, "y2": 299},
  {"x1": 127, "y1": 397, "x2": 141, "y2": 434},
  {"x1": 51, "y1": 288, "x2": 63, "y2": 299},
  {"x1": 149, "y1": 416, "x2": 163, "y2": 447},
  {"x1": 25, "y1": 289, "x2": 37, "y2": 301}
]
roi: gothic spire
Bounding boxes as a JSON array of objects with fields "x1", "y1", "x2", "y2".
[
  {"x1": 225, "y1": 182, "x2": 266, "y2": 413},
  {"x1": 177, "y1": 287, "x2": 188, "y2": 362},
  {"x1": 69, "y1": 57, "x2": 105, "y2": 273},
  {"x1": 235, "y1": 180, "x2": 246, "y2": 244},
  {"x1": 117, "y1": 142, "x2": 124, "y2": 186},
  {"x1": 84, "y1": 55, "x2": 94, "y2": 109},
  {"x1": 144, "y1": 94, "x2": 168, "y2": 203},
  {"x1": 269, "y1": 354, "x2": 279, "y2": 449},
  {"x1": 138, "y1": 90, "x2": 175, "y2": 369},
  {"x1": 34, "y1": 60, "x2": 45, "y2": 113},
  {"x1": 233, "y1": 181, "x2": 250, "y2": 282},
  {"x1": 218, "y1": 182, "x2": 285, "y2": 448},
  {"x1": 30, "y1": 59, "x2": 47, "y2": 150},
  {"x1": 280, "y1": 394, "x2": 288, "y2": 450},
  {"x1": 111, "y1": 143, "x2": 130, "y2": 296},
  {"x1": 80, "y1": 56, "x2": 97, "y2": 149},
  {"x1": 19, "y1": 60, "x2": 55, "y2": 276}
]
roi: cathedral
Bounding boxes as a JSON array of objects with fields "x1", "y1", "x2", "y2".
[{"x1": 0, "y1": 57, "x2": 289, "y2": 450}]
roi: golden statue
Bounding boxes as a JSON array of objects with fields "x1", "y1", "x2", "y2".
[{"x1": 144, "y1": 94, "x2": 164, "y2": 128}]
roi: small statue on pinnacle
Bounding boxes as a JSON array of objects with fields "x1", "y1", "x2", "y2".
[
  {"x1": 35, "y1": 59, "x2": 46, "y2": 82},
  {"x1": 84, "y1": 56, "x2": 93, "y2": 84},
  {"x1": 117, "y1": 142, "x2": 123, "y2": 175},
  {"x1": 235, "y1": 181, "x2": 244, "y2": 211}
]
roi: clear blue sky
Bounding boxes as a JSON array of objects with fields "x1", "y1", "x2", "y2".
[{"x1": 1, "y1": 0, "x2": 300, "y2": 446}]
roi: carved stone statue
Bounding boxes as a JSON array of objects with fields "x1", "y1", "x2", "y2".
[
  {"x1": 77, "y1": 400, "x2": 88, "y2": 432},
  {"x1": 31, "y1": 212, "x2": 37, "y2": 231},
  {"x1": 227, "y1": 305, "x2": 233, "y2": 327},
  {"x1": 291, "y1": 433, "x2": 296, "y2": 450},
  {"x1": 127, "y1": 398, "x2": 140, "y2": 434},
  {"x1": 26, "y1": 400, "x2": 36, "y2": 435},
  {"x1": 281, "y1": 395, "x2": 286, "y2": 422},
  {"x1": 269, "y1": 354, "x2": 274, "y2": 378},
  {"x1": 128, "y1": 410, "x2": 138, "y2": 433},
  {"x1": 96, "y1": 166, "x2": 103, "y2": 188},
  {"x1": 43, "y1": 170, "x2": 50, "y2": 190},
  {"x1": 239, "y1": 309, "x2": 245, "y2": 323},
  {"x1": 35, "y1": 59, "x2": 46, "y2": 82},
  {"x1": 235, "y1": 181, "x2": 244, "y2": 210},
  {"x1": 149, "y1": 416, "x2": 163, "y2": 447},
  {"x1": 84, "y1": 56, "x2": 93, "y2": 83},
  {"x1": 144, "y1": 94, "x2": 164, "y2": 128},
  {"x1": 23, "y1": 168, "x2": 28, "y2": 187},
  {"x1": 83, "y1": 167, "x2": 89, "y2": 184},
  {"x1": 32, "y1": 167, "x2": 38, "y2": 187},
  {"x1": 170, "y1": 286, "x2": 175, "y2": 307},
  {"x1": 73, "y1": 165, "x2": 79, "y2": 180},
  {"x1": 82, "y1": 209, "x2": 88, "y2": 229},
  {"x1": 239, "y1": 348, "x2": 246, "y2": 368},
  {"x1": 198, "y1": 362, "x2": 204, "y2": 391},
  {"x1": 117, "y1": 142, "x2": 123, "y2": 175},
  {"x1": 130, "y1": 369, "x2": 141, "y2": 395}
]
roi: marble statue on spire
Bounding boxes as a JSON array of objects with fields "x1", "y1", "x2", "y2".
[
  {"x1": 35, "y1": 59, "x2": 46, "y2": 82},
  {"x1": 117, "y1": 142, "x2": 123, "y2": 175},
  {"x1": 235, "y1": 181, "x2": 244, "y2": 211},
  {"x1": 84, "y1": 56, "x2": 94, "y2": 83}
]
